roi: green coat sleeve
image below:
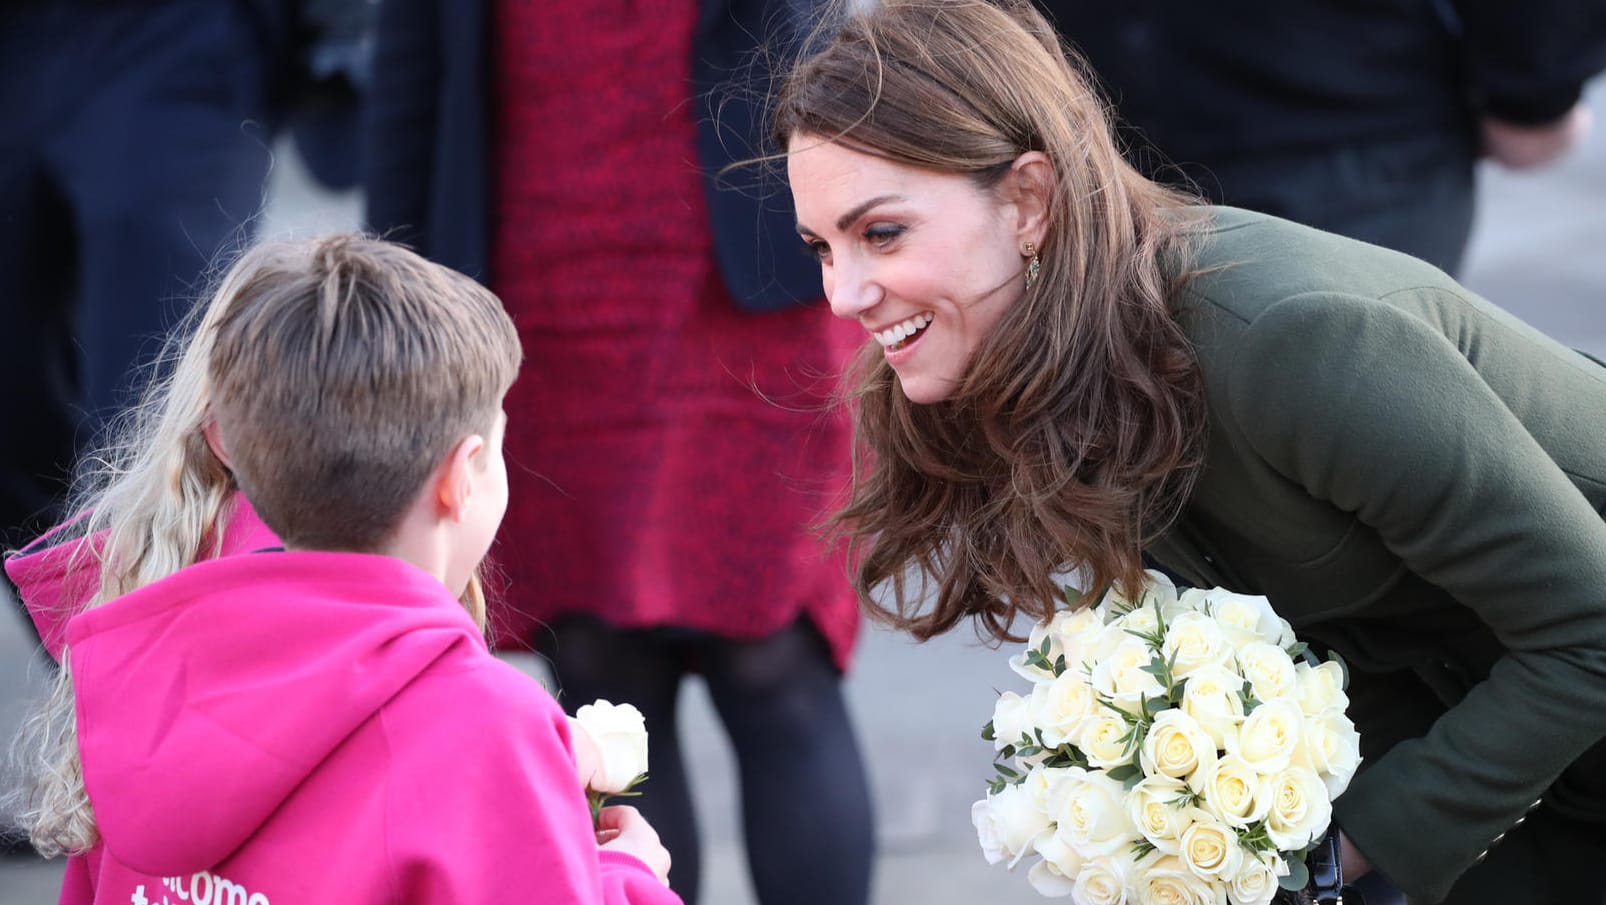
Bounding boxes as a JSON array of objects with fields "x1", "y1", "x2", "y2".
[{"x1": 1223, "y1": 291, "x2": 1606, "y2": 902}]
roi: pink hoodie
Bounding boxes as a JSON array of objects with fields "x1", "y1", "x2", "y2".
[
  {"x1": 5, "y1": 497, "x2": 280, "y2": 661},
  {"x1": 15, "y1": 544, "x2": 680, "y2": 905}
]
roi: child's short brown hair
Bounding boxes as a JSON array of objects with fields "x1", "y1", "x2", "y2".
[{"x1": 206, "y1": 235, "x2": 522, "y2": 552}]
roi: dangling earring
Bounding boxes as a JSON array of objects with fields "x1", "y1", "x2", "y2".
[{"x1": 1023, "y1": 242, "x2": 1042, "y2": 290}]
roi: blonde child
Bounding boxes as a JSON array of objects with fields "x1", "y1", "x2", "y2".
[{"x1": 7, "y1": 235, "x2": 678, "y2": 904}]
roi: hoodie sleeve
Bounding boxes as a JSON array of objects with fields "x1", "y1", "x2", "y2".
[{"x1": 383, "y1": 669, "x2": 681, "y2": 905}]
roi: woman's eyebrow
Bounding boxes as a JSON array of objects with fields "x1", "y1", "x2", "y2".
[{"x1": 796, "y1": 194, "x2": 907, "y2": 236}]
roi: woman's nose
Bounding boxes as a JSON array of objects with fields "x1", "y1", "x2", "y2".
[{"x1": 826, "y1": 258, "x2": 881, "y2": 321}]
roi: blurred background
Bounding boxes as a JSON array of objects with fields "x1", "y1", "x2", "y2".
[{"x1": 2, "y1": 1, "x2": 1603, "y2": 901}]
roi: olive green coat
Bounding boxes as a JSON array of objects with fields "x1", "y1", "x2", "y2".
[{"x1": 1149, "y1": 208, "x2": 1606, "y2": 904}]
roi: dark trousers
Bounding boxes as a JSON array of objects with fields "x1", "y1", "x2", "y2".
[
  {"x1": 539, "y1": 616, "x2": 877, "y2": 905},
  {"x1": 0, "y1": 0, "x2": 273, "y2": 558}
]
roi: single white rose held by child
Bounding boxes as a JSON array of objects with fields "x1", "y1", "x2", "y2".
[{"x1": 573, "y1": 699, "x2": 650, "y2": 794}]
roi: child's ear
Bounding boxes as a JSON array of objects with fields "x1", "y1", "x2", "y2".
[
  {"x1": 436, "y1": 434, "x2": 487, "y2": 522},
  {"x1": 203, "y1": 418, "x2": 234, "y2": 470}
]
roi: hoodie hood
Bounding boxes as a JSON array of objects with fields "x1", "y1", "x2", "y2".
[
  {"x1": 65, "y1": 550, "x2": 484, "y2": 877},
  {"x1": 5, "y1": 494, "x2": 279, "y2": 660}
]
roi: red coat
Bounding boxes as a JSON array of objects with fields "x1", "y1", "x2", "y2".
[{"x1": 485, "y1": 0, "x2": 863, "y2": 669}]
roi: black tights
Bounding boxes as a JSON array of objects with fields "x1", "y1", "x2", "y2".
[{"x1": 538, "y1": 616, "x2": 875, "y2": 905}]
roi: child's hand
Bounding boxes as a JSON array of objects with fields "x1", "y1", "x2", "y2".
[{"x1": 596, "y1": 805, "x2": 672, "y2": 885}]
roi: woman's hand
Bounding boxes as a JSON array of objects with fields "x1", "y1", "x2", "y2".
[
  {"x1": 596, "y1": 805, "x2": 672, "y2": 884},
  {"x1": 1339, "y1": 830, "x2": 1373, "y2": 882}
]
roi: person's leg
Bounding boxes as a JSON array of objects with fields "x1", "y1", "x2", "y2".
[
  {"x1": 0, "y1": 157, "x2": 78, "y2": 559},
  {"x1": 49, "y1": 0, "x2": 273, "y2": 425},
  {"x1": 699, "y1": 619, "x2": 875, "y2": 905},
  {"x1": 0, "y1": 5, "x2": 86, "y2": 635},
  {"x1": 537, "y1": 616, "x2": 703, "y2": 903}
]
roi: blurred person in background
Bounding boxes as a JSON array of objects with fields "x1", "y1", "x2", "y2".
[
  {"x1": 0, "y1": 0, "x2": 372, "y2": 587},
  {"x1": 0, "y1": 0, "x2": 371, "y2": 856},
  {"x1": 1034, "y1": 0, "x2": 1606, "y2": 276},
  {"x1": 364, "y1": 2, "x2": 875, "y2": 904}
]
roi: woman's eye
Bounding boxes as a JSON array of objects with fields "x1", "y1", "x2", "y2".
[
  {"x1": 805, "y1": 239, "x2": 832, "y2": 262},
  {"x1": 865, "y1": 224, "x2": 904, "y2": 248}
]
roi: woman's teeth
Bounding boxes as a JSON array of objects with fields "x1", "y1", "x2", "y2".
[{"x1": 874, "y1": 312, "x2": 934, "y2": 348}]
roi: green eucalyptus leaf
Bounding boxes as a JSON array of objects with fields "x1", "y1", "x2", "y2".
[{"x1": 1279, "y1": 858, "x2": 1310, "y2": 891}]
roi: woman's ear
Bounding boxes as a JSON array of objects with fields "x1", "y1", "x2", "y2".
[
  {"x1": 1006, "y1": 151, "x2": 1054, "y2": 249},
  {"x1": 435, "y1": 433, "x2": 486, "y2": 522},
  {"x1": 202, "y1": 417, "x2": 234, "y2": 470}
]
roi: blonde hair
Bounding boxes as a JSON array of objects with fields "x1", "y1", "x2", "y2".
[{"x1": 11, "y1": 234, "x2": 519, "y2": 856}]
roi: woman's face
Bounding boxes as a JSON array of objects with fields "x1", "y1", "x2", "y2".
[{"x1": 788, "y1": 134, "x2": 1032, "y2": 404}]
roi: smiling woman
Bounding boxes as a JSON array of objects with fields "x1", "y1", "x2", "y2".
[
  {"x1": 773, "y1": 2, "x2": 1606, "y2": 904},
  {"x1": 774, "y1": 0, "x2": 1209, "y2": 643},
  {"x1": 788, "y1": 139, "x2": 1049, "y2": 403}
]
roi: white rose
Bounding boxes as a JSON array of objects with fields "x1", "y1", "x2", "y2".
[
  {"x1": 1228, "y1": 854, "x2": 1282, "y2": 905},
  {"x1": 1178, "y1": 665, "x2": 1246, "y2": 750},
  {"x1": 1025, "y1": 766, "x2": 1077, "y2": 820},
  {"x1": 1227, "y1": 699, "x2": 1303, "y2": 776},
  {"x1": 1180, "y1": 818, "x2": 1244, "y2": 883},
  {"x1": 1237, "y1": 642, "x2": 1299, "y2": 703},
  {"x1": 1096, "y1": 570, "x2": 1180, "y2": 621},
  {"x1": 1201, "y1": 591, "x2": 1289, "y2": 648},
  {"x1": 1012, "y1": 619, "x2": 1065, "y2": 682},
  {"x1": 1176, "y1": 587, "x2": 1214, "y2": 616},
  {"x1": 1029, "y1": 857, "x2": 1079, "y2": 898},
  {"x1": 1079, "y1": 711, "x2": 1137, "y2": 770},
  {"x1": 572, "y1": 700, "x2": 649, "y2": 794},
  {"x1": 1162, "y1": 612, "x2": 1235, "y2": 679},
  {"x1": 1054, "y1": 769, "x2": 1141, "y2": 859},
  {"x1": 1291, "y1": 709, "x2": 1362, "y2": 797},
  {"x1": 1141, "y1": 709, "x2": 1219, "y2": 784},
  {"x1": 1036, "y1": 831, "x2": 1088, "y2": 882},
  {"x1": 1033, "y1": 671, "x2": 1100, "y2": 748},
  {"x1": 1091, "y1": 635, "x2": 1167, "y2": 716},
  {"x1": 973, "y1": 782, "x2": 1053, "y2": 867},
  {"x1": 1264, "y1": 766, "x2": 1333, "y2": 852},
  {"x1": 1196, "y1": 754, "x2": 1271, "y2": 828},
  {"x1": 1133, "y1": 855, "x2": 1220, "y2": 905},
  {"x1": 1058, "y1": 608, "x2": 1118, "y2": 672},
  {"x1": 993, "y1": 691, "x2": 1037, "y2": 752},
  {"x1": 1072, "y1": 856, "x2": 1134, "y2": 905},
  {"x1": 1292, "y1": 661, "x2": 1349, "y2": 717},
  {"x1": 1127, "y1": 775, "x2": 1199, "y2": 855}
]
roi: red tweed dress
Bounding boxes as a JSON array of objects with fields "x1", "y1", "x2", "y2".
[{"x1": 486, "y1": 1, "x2": 864, "y2": 669}]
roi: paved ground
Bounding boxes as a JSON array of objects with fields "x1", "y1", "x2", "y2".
[{"x1": 3, "y1": 79, "x2": 1603, "y2": 904}]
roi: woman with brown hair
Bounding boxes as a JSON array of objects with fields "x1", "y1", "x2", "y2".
[{"x1": 776, "y1": 2, "x2": 1606, "y2": 903}]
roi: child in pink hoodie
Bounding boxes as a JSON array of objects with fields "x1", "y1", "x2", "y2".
[{"x1": 6, "y1": 235, "x2": 681, "y2": 905}]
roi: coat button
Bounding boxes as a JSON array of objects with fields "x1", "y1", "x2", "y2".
[
  {"x1": 1490, "y1": 832, "x2": 1506, "y2": 846},
  {"x1": 1527, "y1": 798, "x2": 1544, "y2": 813},
  {"x1": 1475, "y1": 849, "x2": 1489, "y2": 863}
]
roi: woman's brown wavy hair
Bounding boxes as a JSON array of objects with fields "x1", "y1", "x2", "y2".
[{"x1": 773, "y1": 0, "x2": 1209, "y2": 643}]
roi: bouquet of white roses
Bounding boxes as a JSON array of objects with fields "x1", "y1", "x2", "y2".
[{"x1": 972, "y1": 572, "x2": 1361, "y2": 905}]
